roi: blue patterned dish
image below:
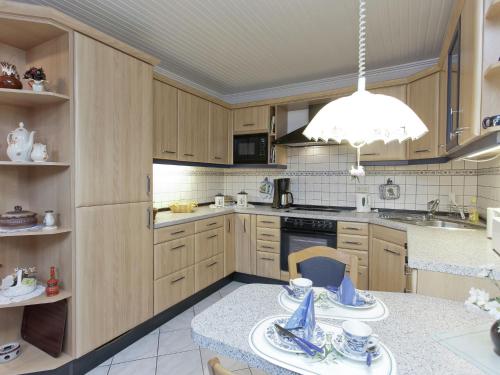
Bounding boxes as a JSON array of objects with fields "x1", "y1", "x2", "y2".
[
  {"x1": 332, "y1": 333, "x2": 382, "y2": 362},
  {"x1": 264, "y1": 318, "x2": 326, "y2": 354},
  {"x1": 326, "y1": 289, "x2": 376, "y2": 309}
]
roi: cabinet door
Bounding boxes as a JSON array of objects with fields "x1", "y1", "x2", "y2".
[
  {"x1": 256, "y1": 251, "x2": 280, "y2": 279},
  {"x1": 224, "y1": 214, "x2": 235, "y2": 276},
  {"x1": 153, "y1": 80, "x2": 178, "y2": 160},
  {"x1": 178, "y1": 91, "x2": 209, "y2": 162},
  {"x1": 75, "y1": 33, "x2": 153, "y2": 206},
  {"x1": 233, "y1": 106, "x2": 270, "y2": 134},
  {"x1": 209, "y1": 103, "x2": 231, "y2": 164},
  {"x1": 195, "y1": 254, "x2": 224, "y2": 292},
  {"x1": 75, "y1": 202, "x2": 153, "y2": 356},
  {"x1": 360, "y1": 85, "x2": 408, "y2": 161},
  {"x1": 408, "y1": 73, "x2": 440, "y2": 159},
  {"x1": 234, "y1": 213, "x2": 251, "y2": 274},
  {"x1": 369, "y1": 237, "x2": 405, "y2": 292}
]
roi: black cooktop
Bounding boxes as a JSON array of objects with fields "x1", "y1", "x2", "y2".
[{"x1": 286, "y1": 205, "x2": 355, "y2": 213}]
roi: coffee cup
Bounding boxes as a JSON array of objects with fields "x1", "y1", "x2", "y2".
[
  {"x1": 289, "y1": 278, "x2": 313, "y2": 299},
  {"x1": 341, "y1": 320, "x2": 379, "y2": 355}
]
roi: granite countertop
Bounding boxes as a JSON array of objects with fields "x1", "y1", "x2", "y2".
[{"x1": 192, "y1": 284, "x2": 495, "y2": 375}]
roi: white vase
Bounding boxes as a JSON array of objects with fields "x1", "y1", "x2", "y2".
[{"x1": 31, "y1": 80, "x2": 45, "y2": 92}]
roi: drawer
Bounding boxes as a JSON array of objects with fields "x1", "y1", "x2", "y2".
[
  {"x1": 256, "y1": 215, "x2": 280, "y2": 229},
  {"x1": 195, "y1": 227, "x2": 224, "y2": 263},
  {"x1": 337, "y1": 248, "x2": 369, "y2": 267},
  {"x1": 195, "y1": 215, "x2": 224, "y2": 233},
  {"x1": 346, "y1": 265, "x2": 369, "y2": 290},
  {"x1": 256, "y1": 251, "x2": 280, "y2": 279},
  {"x1": 337, "y1": 234, "x2": 368, "y2": 251},
  {"x1": 338, "y1": 221, "x2": 368, "y2": 236},
  {"x1": 154, "y1": 266, "x2": 195, "y2": 314},
  {"x1": 154, "y1": 236, "x2": 195, "y2": 279},
  {"x1": 154, "y1": 222, "x2": 195, "y2": 244},
  {"x1": 256, "y1": 227, "x2": 280, "y2": 242},
  {"x1": 195, "y1": 254, "x2": 224, "y2": 292},
  {"x1": 371, "y1": 225, "x2": 406, "y2": 246},
  {"x1": 256, "y1": 240, "x2": 280, "y2": 254}
]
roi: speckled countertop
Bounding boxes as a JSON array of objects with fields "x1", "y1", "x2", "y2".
[
  {"x1": 191, "y1": 284, "x2": 495, "y2": 375},
  {"x1": 155, "y1": 206, "x2": 499, "y2": 280}
]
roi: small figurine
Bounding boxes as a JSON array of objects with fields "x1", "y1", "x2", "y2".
[
  {"x1": 0, "y1": 62, "x2": 22, "y2": 89},
  {"x1": 46, "y1": 266, "x2": 59, "y2": 297}
]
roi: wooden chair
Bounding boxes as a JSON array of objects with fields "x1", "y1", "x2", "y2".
[
  {"x1": 288, "y1": 246, "x2": 359, "y2": 287},
  {"x1": 207, "y1": 357, "x2": 233, "y2": 375}
]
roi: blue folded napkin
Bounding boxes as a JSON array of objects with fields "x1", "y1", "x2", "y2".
[
  {"x1": 338, "y1": 275, "x2": 359, "y2": 306},
  {"x1": 285, "y1": 289, "x2": 315, "y2": 340}
]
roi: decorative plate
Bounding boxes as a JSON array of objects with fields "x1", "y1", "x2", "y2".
[
  {"x1": 332, "y1": 333, "x2": 382, "y2": 362},
  {"x1": 283, "y1": 290, "x2": 305, "y2": 303},
  {"x1": 326, "y1": 289, "x2": 377, "y2": 310},
  {"x1": 264, "y1": 318, "x2": 326, "y2": 354}
]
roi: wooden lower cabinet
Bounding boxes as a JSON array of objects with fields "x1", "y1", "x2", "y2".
[
  {"x1": 369, "y1": 237, "x2": 406, "y2": 292},
  {"x1": 337, "y1": 234, "x2": 369, "y2": 251},
  {"x1": 256, "y1": 251, "x2": 280, "y2": 279},
  {"x1": 154, "y1": 236, "x2": 195, "y2": 279},
  {"x1": 154, "y1": 266, "x2": 195, "y2": 314},
  {"x1": 195, "y1": 254, "x2": 224, "y2": 292},
  {"x1": 194, "y1": 227, "x2": 224, "y2": 262},
  {"x1": 235, "y1": 213, "x2": 253, "y2": 274},
  {"x1": 224, "y1": 214, "x2": 236, "y2": 276},
  {"x1": 75, "y1": 202, "x2": 153, "y2": 356},
  {"x1": 337, "y1": 248, "x2": 369, "y2": 267}
]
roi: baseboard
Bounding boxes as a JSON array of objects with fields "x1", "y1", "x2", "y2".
[{"x1": 232, "y1": 272, "x2": 286, "y2": 285}]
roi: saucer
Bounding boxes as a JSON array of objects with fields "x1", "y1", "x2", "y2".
[
  {"x1": 326, "y1": 289, "x2": 377, "y2": 309},
  {"x1": 264, "y1": 317, "x2": 326, "y2": 354},
  {"x1": 332, "y1": 333, "x2": 382, "y2": 362}
]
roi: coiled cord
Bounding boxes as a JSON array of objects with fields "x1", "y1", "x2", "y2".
[{"x1": 358, "y1": 0, "x2": 367, "y2": 83}]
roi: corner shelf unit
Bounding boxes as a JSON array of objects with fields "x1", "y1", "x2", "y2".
[
  {"x1": 0, "y1": 227, "x2": 71, "y2": 238},
  {"x1": 0, "y1": 161, "x2": 70, "y2": 167},
  {"x1": 0, "y1": 88, "x2": 70, "y2": 107},
  {"x1": 0, "y1": 290, "x2": 71, "y2": 309},
  {"x1": 486, "y1": 0, "x2": 500, "y2": 19}
]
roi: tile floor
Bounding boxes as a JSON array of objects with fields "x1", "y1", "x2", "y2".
[{"x1": 86, "y1": 282, "x2": 268, "y2": 375}]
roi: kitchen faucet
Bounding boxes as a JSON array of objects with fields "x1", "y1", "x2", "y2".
[
  {"x1": 426, "y1": 199, "x2": 440, "y2": 219},
  {"x1": 450, "y1": 203, "x2": 466, "y2": 220}
]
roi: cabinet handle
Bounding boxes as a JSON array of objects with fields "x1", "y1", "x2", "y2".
[
  {"x1": 439, "y1": 144, "x2": 446, "y2": 149},
  {"x1": 343, "y1": 241, "x2": 362, "y2": 245},
  {"x1": 242, "y1": 123, "x2": 255, "y2": 127},
  {"x1": 228, "y1": 219, "x2": 231, "y2": 233},
  {"x1": 260, "y1": 257, "x2": 274, "y2": 261},
  {"x1": 361, "y1": 152, "x2": 378, "y2": 156},
  {"x1": 207, "y1": 234, "x2": 217, "y2": 239},
  {"x1": 260, "y1": 220, "x2": 274, "y2": 224},
  {"x1": 454, "y1": 127, "x2": 469, "y2": 135},
  {"x1": 146, "y1": 208, "x2": 151, "y2": 229},
  {"x1": 171, "y1": 276, "x2": 185, "y2": 284},
  {"x1": 244, "y1": 219, "x2": 246, "y2": 233},
  {"x1": 171, "y1": 230, "x2": 185, "y2": 235},
  {"x1": 261, "y1": 245, "x2": 274, "y2": 250},
  {"x1": 261, "y1": 233, "x2": 274, "y2": 237},
  {"x1": 384, "y1": 248, "x2": 400, "y2": 256},
  {"x1": 163, "y1": 150, "x2": 176, "y2": 154},
  {"x1": 414, "y1": 148, "x2": 430, "y2": 153},
  {"x1": 343, "y1": 227, "x2": 360, "y2": 231},
  {"x1": 207, "y1": 222, "x2": 218, "y2": 226},
  {"x1": 146, "y1": 175, "x2": 151, "y2": 195},
  {"x1": 206, "y1": 261, "x2": 218, "y2": 268},
  {"x1": 184, "y1": 153, "x2": 194, "y2": 157},
  {"x1": 214, "y1": 156, "x2": 222, "y2": 160},
  {"x1": 171, "y1": 244, "x2": 185, "y2": 250}
]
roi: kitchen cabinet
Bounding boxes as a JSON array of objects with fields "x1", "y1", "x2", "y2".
[
  {"x1": 234, "y1": 213, "x2": 256, "y2": 274},
  {"x1": 224, "y1": 214, "x2": 236, "y2": 276},
  {"x1": 153, "y1": 80, "x2": 178, "y2": 160},
  {"x1": 75, "y1": 33, "x2": 153, "y2": 207},
  {"x1": 75, "y1": 202, "x2": 153, "y2": 356},
  {"x1": 209, "y1": 103, "x2": 232, "y2": 164},
  {"x1": 408, "y1": 73, "x2": 440, "y2": 159},
  {"x1": 178, "y1": 91, "x2": 209, "y2": 162},
  {"x1": 255, "y1": 215, "x2": 281, "y2": 280},
  {"x1": 233, "y1": 106, "x2": 270, "y2": 134},
  {"x1": 256, "y1": 252, "x2": 280, "y2": 279},
  {"x1": 195, "y1": 254, "x2": 224, "y2": 292},
  {"x1": 155, "y1": 266, "x2": 195, "y2": 313},
  {"x1": 359, "y1": 85, "x2": 408, "y2": 161},
  {"x1": 337, "y1": 222, "x2": 369, "y2": 289},
  {"x1": 194, "y1": 227, "x2": 224, "y2": 263},
  {"x1": 154, "y1": 236, "x2": 195, "y2": 278}
]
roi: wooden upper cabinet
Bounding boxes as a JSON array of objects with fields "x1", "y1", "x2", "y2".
[
  {"x1": 178, "y1": 91, "x2": 209, "y2": 162},
  {"x1": 74, "y1": 33, "x2": 153, "y2": 206},
  {"x1": 360, "y1": 85, "x2": 408, "y2": 161},
  {"x1": 153, "y1": 80, "x2": 178, "y2": 160},
  {"x1": 408, "y1": 73, "x2": 440, "y2": 159},
  {"x1": 233, "y1": 106, "x2": 270, "y2": 134},
  {"x1": 209, "y1": 103, "x2": 232, "y2": 164}
]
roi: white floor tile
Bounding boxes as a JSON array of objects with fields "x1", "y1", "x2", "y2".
[
  {"x1": 98, "y1": 357, "x2": 112, "y2": 367},
  {"x1": 219, "y1": 282, "x2": 245, "y2": 297},
  {"x1": 194, "y1": 292, "x2": 222, "y2": 314},
  {"x1": 158, "y1": 328, "x2": 199, "y2": 355},
  {"x1": 200, "y1": 348, "x2": 248, "y2": 373},
  {"x1": 250, "y1": 367, "x2": 269, "y2": 375},
  {"x1": 156, "y1": 349, "x2": 203, "y2": 375},
  {"x1": 160, "y1": 308, "x2": 195, "y2": 332},
  {"x1": 108, "y1": 357, "x2": 156, "y2": 375},
  {"x1": 112, "y1": 333, "x2": 159, "y2": 364},
  {"x1": 86, "y1": 366, "x2": 109, "y2": 375}
]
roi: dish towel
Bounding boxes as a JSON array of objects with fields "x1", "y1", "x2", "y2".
[
  {"x1": 285, "y1": 289, "x2": 316, "y2": 340},
  {"x1": 338, "y1": 275, "x2": 359, "y2": 306}
]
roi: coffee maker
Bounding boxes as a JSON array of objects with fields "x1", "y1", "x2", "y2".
[{"x1": 272, "y1": 178, "x2": 294, "y2": 208}]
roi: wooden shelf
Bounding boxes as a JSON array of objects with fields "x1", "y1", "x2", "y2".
[
  {"x1": 0, "y1": 339, "x2": 72, "y2": 375},
  {"x1": 0, "y1": 161, "x2": 70, "y2": 167},
  {"x1": 0, "y1": 89, "x2": 70, "y2": 107},
  {"x1": 0, "y1": 290, "x2": 71, "y2": 309},
  {"x1": 486, "y1": 0, "x2": 500, "y2": 19},
  {"x1": 0, "y1": 227, "x2": 71, "y2": 238},
  {"x1": 484, "y1": 62, "x2": 500, "y2": 80}
]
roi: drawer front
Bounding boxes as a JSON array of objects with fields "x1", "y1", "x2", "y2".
[
  {"x1": 337, "y1": 234, "x2": 368, "y2": 251},
  {"x1": 195, "y1": 215, "x2": 224, "y2": 233},
  {"x1": 154, "y1": 236, "x2": 195, "y2": 279},
  {"x1": 256, "y1": 215, "x2": 280, "y2": 229},
  {"x1": 337, "y1": 248, "x2": 369, "y2": 267},
  {"x1": 195, "y1": 227, "x2": 224, "y2": 263},
  {"x1": 256, "y1": 227, "x2": 280, "y2": 242},
  {"x1": 154, "y1": 266, "x2": 195, "y2": 314},
  {"x1": 371, "y1": 225, "x2": 406, "y2": 246},
  {"x1": 154, "y1": 222, "x2": 195, "y2": 244},
  {"x1": 338, "y1": 221, "x2": 369, "y2": 236},
  {"x1": 256, "y1": 251, "x2": 280, "y2": 279},
  {"x1": 256, "y1": 240, "x2": 280, "y2": 254},
  {"x1": 195, "y1": 254, "x2": 224, "y2": 292},
  {"x1": 346, "y1": 265, "x2": 369, "y2": 290}
]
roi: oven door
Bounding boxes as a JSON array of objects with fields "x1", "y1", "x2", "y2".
[{"x1": 280, "y1": 228, "x2": 337, "y2": 271}]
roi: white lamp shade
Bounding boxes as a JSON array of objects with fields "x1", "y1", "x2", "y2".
[{"x1": 303, "y1": 89, "x2": 428, "y2": 147}]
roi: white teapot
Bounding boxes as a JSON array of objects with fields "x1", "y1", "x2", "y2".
[
  {"x1": 6, "y1": 122, "x2": 35, "y2": 162},
  {"x1": 31, "y1": 143, "x2": 48, "y2": 162}
]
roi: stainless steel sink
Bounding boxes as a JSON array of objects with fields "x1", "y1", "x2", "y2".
[
  {"x1": 413, "y1": 220, "x2": 479, "y2": 229},
  {"x1": 378, "y1": 212, "x2": 484, "y2": 230}
]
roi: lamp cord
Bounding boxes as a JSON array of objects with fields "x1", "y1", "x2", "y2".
[{"x1": 358, "y1": 0, "x2": 367, "y2": 90}]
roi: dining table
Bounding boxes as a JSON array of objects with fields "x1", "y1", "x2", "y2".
[{"x1": 191, "y1": 283, "x2": 497, "y2": 375}]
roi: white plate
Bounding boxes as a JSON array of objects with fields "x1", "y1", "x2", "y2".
[
  {"x1": 264, "y1": 317, "x2": 326, "y2": 354},
  {"x1": 331, "y1": 333, "x2": 382, "y2": 362},
  {"x1": 326, "y1": 289, "x2": 377, "y2": 310}
]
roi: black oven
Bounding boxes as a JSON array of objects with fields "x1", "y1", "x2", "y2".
[
  {"x1": 280, "y1": 217, "x2": 337, "y2": 271},
  {"x1": 233, "y1": 133, "x2": 268, "y2": 164}
]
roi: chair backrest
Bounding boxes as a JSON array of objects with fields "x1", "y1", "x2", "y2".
[
  {"x1": 207, "y1": 357, "x2": 233, "y2": 375},
  {"x1": 288, "y1": 246, "x2": 358, "y2": 287}
]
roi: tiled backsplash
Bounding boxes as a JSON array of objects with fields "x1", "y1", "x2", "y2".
[{"x1": 154, "y1": 145, "x2": 500, "y2": 217}]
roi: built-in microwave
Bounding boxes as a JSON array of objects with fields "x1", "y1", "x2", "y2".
[{"x1": 233, "y1": 133, "x2": 268, "y2": 164}]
